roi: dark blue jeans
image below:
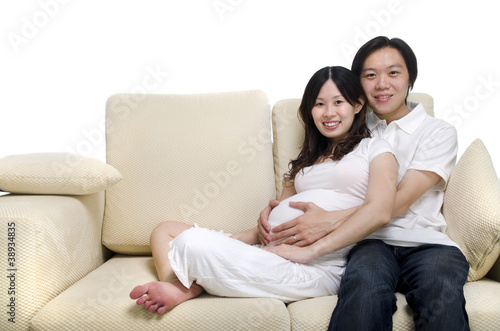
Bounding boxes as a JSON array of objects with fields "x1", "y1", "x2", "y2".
[{"x1": 329, "y1": 239, "x2": 470, "y2": 331}]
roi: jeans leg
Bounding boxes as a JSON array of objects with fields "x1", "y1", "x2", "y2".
[
  {"x1": 329, "y1": 239, "x2": 399, "y2": 331},
  {"x1": 397, "y1": 244, "x2": 470, "y2": 331}
]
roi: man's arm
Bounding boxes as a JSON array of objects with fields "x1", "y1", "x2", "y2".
[
  {"x1": 267, "y1": 203, "x2": 361, "y2": 246},
  {"x1": 266, "y1": 168, "x2": 443, "y2": 249},
  {"x1": 263, "y1": 164, "x2": 445, "y2": 248},
  {"x1": 265, "y1": 152, "x2": 398, "y2": 263},
  {"x1": 392, "y1": 124, "x2": 457, "y2": 217},
  {"x1": 391, "y1": 169, "x2": 441, "y2": 218}
]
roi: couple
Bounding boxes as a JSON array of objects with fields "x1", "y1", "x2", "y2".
[{"x1": 130, "y1": 36, "x2": 470, "y2": 330}]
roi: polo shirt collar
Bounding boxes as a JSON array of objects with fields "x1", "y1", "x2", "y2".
[{"x1": 366, "y1": 102, "x2": 427, "y2": 134}]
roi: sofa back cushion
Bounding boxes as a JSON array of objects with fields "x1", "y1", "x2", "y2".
[
  {"x1": 103, "y1": 90, "x2": 276, "y2": 254},
  {"x1": 271, "y1": 93, "x2": 434, "y2": 199}
]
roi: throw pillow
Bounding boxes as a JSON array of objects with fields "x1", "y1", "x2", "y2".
[
  {"x1": 444, "y1": 139, "x2": 500, "y2": 281},
  {"x1": 0, "y1": 153, "x2": 122, "y2": 195}
]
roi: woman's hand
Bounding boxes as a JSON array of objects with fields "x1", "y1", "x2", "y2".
[{"x1": 257, "y1": 199, "x2": 280, "y2": 245}]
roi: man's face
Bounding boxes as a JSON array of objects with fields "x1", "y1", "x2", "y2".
[{"x1": 360, "y1": 47, "x2": 411, "y2": 122}]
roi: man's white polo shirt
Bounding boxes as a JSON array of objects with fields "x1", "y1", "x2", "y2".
[{"x1": 366, "y1": 101, "x2": 460, "y2": 248}]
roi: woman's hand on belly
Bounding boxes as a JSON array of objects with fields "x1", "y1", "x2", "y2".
[{"x1": 257, "y1": 199, "x2": 280, "y2": 246}]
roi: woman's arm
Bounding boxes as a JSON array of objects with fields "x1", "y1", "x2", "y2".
[{"x1": 265, "y1": 152, "x2": 398, "y2": 263}]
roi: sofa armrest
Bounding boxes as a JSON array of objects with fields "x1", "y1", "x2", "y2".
[{"x1": 0, "y1": 192, "x2": 110, "y2": 330}]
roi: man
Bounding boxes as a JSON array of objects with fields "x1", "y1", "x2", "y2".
[{"x1": 261, "y1": 36, "x2": 470, "y2": 330}]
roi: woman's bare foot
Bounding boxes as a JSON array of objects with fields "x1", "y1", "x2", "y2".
[{"x1": 129, "y1": 280, "x2": 203, "y2": 314}]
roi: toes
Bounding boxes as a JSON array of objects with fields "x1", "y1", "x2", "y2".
[
  {"x1": 144, "y1": 299, "x2": 154, "y2": 309},
  {"x1": 130, "y1": 281, "x2": 178, "y2": 314},
  {"x1": 129, "y1": 285, "x2": 147, "y2": 299},
  {"x1": 136, "y1": 295, "x2": 149, "y2": 306},
  {"x1": 148, "y1": 304, "x2": 159, "y2": 313},
  {"x1": 156, "y1": 306, "x2": 168, "y2": 315}
]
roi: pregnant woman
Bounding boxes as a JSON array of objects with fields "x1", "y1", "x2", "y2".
[{"x1": 130, "y1": 66, "x2": 398, "y2": 314}]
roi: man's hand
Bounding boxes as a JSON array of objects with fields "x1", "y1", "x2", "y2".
[
  {"x1": 257, "y1": 199, "x2": 280, "y2": 245},
  {"x1": 264, "y1": 243, "x2": 317, "y2": 264},
  {"x1": 270, "y1": 202, "x2": 352, "y2": 247}
]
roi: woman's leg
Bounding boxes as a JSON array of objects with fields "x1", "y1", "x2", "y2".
[
  {"x1": 229, "y1": 226, "x2": 259, "y2": 245},
  {"x1": 169, "y1": 227, "x2": 341, "y2": 302},
  {"x1": 150, "y1": 221, "x2": 192, "y2": 282},
  {"x1": 129, "y1": 221, "x2": 203, "y2": 314}
]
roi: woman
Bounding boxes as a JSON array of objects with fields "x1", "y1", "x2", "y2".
[{"x1": 129, "y1": 66, "x2": 398, "y2": 315}]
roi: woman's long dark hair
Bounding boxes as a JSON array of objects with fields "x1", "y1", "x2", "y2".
[{"x1": 284, "y1": 66, "x2": 371, "y2": 182}]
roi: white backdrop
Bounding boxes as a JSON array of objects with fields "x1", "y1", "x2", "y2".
[{"x1": 2, "y1": 0, "x2": 499, "y2": 175}]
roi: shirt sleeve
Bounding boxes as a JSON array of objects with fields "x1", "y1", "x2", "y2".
[
  {"x1": 409, "y1": 121, "x2": 458, "y2": 190},
  {"x1": 367, "y1": 137, "x2": 394, "y2": 163}
]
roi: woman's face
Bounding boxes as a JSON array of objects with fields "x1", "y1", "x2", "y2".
[
  {"x1": 360, "y1": 47, "x2": 411, "y2": 123},
  {"x1": 311, "y1": 79, "x2": 362, "y2": 142}
]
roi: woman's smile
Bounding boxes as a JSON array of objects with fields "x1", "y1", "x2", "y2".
[{"x1": 323, "y1": 121, "x2": 341, "y2": 129}]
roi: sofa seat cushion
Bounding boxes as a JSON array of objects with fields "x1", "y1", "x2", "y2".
[
  {"x1": 31, "y1": 255, "x2": 290, "y2": 331},
  {"x1": 286, "y1": 293, "x2": 413, "y2": 330},
  {"x1": 286, "y1": 279, "x2": 500, "y2": 330},
  {"x1": 464, "y1": 278, "x2": 500, "y2": 329}
]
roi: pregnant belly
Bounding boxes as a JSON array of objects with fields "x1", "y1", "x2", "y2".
[{"x1": 267, "y1": 188, "x2": 363, "y2": 231}]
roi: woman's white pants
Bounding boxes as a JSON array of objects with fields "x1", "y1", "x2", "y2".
[{"x1": 168, "y1": 227, "x2": 343, "y2": 303}]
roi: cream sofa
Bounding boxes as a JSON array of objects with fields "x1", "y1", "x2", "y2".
[{"x1": 1, "y1": 90, "x2": 499, "y2": 330}]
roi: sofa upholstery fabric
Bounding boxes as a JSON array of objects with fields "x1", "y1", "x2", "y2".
[
  {"x1": 102, "y1": 91, "x2": 276, "y2": 254},
  {"x1": 0, "y1": 153, "x2": 122, "y2": 195},
  {"x1": 0, "y1": 192, "x2": 107, "y2": 330},
  {"x1": 444, "y1": 139, "x2": 500, "y2": 281}
]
